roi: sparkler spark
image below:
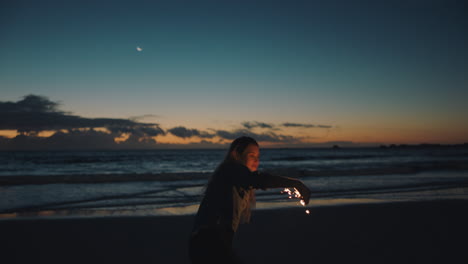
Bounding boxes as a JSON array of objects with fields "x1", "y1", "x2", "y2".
[{"x1": 281, "y1": 188, "x2": 310, "y2": 215}]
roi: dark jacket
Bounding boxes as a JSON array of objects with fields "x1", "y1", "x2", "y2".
[{"x1": 193, "y1": 162, "x2": 300, "y2": 233}]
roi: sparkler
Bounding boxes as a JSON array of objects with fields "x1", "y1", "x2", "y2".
[{"x1": 281, "y1": 188, "x2": 310, "y2": 215}]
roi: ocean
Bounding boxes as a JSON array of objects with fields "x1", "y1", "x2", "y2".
[{"x1": 1, "y1": 146, "x2": 468, "y2": 219}]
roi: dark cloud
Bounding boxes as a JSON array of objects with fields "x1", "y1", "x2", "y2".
[
  {"x1": 167, "y1": 126, "x2": 299, "y2": 143},
  {"x1": 168, "y1": 126, "x2": 215, "y2": 139},
  {"x1": 1, "y1": 130, "x2": 117, "y2": 150},
  {"x1": 0, "y1": 94, "x2": 62, "y2": 114},
  {"x1": 241, "y1": 121, "x2": 332, "y2": 130},
  {"x1": 215, "y1": 129, "x2": 298, "y2": 143},
  {"x1": 0, "y1": 95, "x2": 165, "y2": 137},
  {"x1": 107, "y1": 123, "x2": 165, "y2": 137},
  {"x1": 0, "y1": 130, "x2": 161, "y2": 150},
  {"x1": 47, "y1": 129, "x2": 118, "y2": 149},
  {"x1": 159, "y1": 140, "x2": 228, "y2": 149},
  {"x1": 282, "y1": 122, "x2": 332, "y2": 129},
  {"x1": 212, "y1": 120, "x2": 334, "y2": 143},
  {"x1": 0, "y1": 95, "x2": 167, "y2": 150},
  {"x1": 242, "y1": 121, "x2": 275, "y2": 130},
  {"x1": 118, "y1": 133, "x2": 158, "y2": 148},
  {"x1": 0, "y1": 95, "x2": 337, "y2": 149}
]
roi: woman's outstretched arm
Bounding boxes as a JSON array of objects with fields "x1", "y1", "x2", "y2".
[
  {"x1": 255, "y1": 172, "x2": 311, "y2": 205},
  {"x1": 227, "y1": 163, "x2": 311, "y2": 205}
]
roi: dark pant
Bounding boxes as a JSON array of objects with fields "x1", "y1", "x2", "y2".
[{"x1": 189, "y1": 228, "x2": 243, "y2": 264}]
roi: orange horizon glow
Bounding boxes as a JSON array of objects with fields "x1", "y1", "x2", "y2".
[{"x1": 0, "y1": 128, "x2": 466, "y2": 146}]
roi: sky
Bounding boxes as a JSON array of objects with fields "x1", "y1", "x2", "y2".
[{"x1": 1, "y1": 0, "x2": 467, "y2": 149}]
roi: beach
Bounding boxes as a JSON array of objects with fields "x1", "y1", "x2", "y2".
[
  {"x1": 2, "y1": 199, "x2": 467, "y2": 264},
  {"x1": 2, "y1": 147, "x2": 468, "y2": 263}
]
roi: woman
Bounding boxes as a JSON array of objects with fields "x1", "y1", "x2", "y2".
[{"x1": 189, "y1": 136, "x2": 311, "y2": 264}]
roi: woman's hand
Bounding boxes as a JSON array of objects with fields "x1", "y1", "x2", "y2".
[{"x1": 295, "y1": 180, "x2": 311, "y2": 205}]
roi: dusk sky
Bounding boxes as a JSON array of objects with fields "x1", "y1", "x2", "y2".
[{"x1": 1, "y1": 0, "x2": 467, "y2": 149}]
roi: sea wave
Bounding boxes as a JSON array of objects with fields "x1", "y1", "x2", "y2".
[
  {"x1": 269, "y1": 154, "x2": 380, "y2": 161},
  {"x1": 2, "y1": 170, "x2": 468, "y2": 219},
  {"x1": 1, "y1": 159, "x2": 468, "y2": 186}
]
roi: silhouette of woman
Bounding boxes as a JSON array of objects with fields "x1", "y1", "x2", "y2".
[{"x1": 189, "y1": 136, "x2": 311, "y2": 264}]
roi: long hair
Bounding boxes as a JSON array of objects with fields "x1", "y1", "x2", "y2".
[
  {"x1": 204, "y1": 136, "x2": 259, "y2": 192},
  {"x1": 222, "y1": 136, "x2": 259, "y2": 164}
]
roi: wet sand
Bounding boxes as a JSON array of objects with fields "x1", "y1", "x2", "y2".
[{"x1": 1, "y1": 200, "x2": 467, "y2": 264}]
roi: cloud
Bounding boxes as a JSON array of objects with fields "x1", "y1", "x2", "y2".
[
  {"x1": 0, "y1": 95, "x2": 165, "y2": 150},
  {"x1": 0, "y1": 129, "x2": 160, "y2": 150},
  {"x1": 0, "y1": 94, "x2": 62, "y2": 113},
  {"x1": 166, "y1": 125, "x2": 299, "y2": 144},
  {"x1": 282, "y1": 122, "x2": 332, "y2": 129},
  {"x1": 1, "y1": 130, "x2": 118, "y2": 150},
  {"x1": 167, "y1": 121, "x2": 333, "y2": 144},
  {"x1": 242, "y1": 121, "x2": 275, "y2": 130},
  {"x1": 0, "y1": 95, "x2": 338, "y2": 150},
  {"x1": 241, "y1": 121, "x2": 333, "y2": 130},
  {"x1": 0, "y1": 95, "x2": 165, "y2": 137},
  {"x1": 209, "y1": 120, "x2": 334, "y2": 143},
  {"x1": 155, "y1": 140, "x2": 228, "y2": 149},
  {"x1": 215, "y1": 129, "x2": 298, "y2": 143},
  {"x1": 168, "y1": 126, "x2": 215, "y2": 139},
  {"x1": 107, "y1": 123, "x2": 165, "y2": 137}
]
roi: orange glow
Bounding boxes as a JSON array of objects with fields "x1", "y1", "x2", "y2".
[
  {"x1": 0, "y1": 130, "x2": 17, "y2": 138},
  {"x1": 114, "y1": 133, "x2": 130, "y2": 143},
  {"x1": 37, "y1": 131, "x2": 56, "y2": 137},
  {"x1": 94, "y1": 127, "x2": 109, "y2": 133},
  {"x1": 154, "y1": 133, "x2": 192, "y2": 144},
  {"x1": 1, "y1": 121, "x2": 467, "y2": 147},
  {"x1": 0, "y1": 130, "x2": 57, "y2": 138},
  {"x1": 0, "y1": 128, "x2": 112, "y2": 138},
  {"x1": 154, "y1": 133, "x2": 229, "y2": 146}
]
